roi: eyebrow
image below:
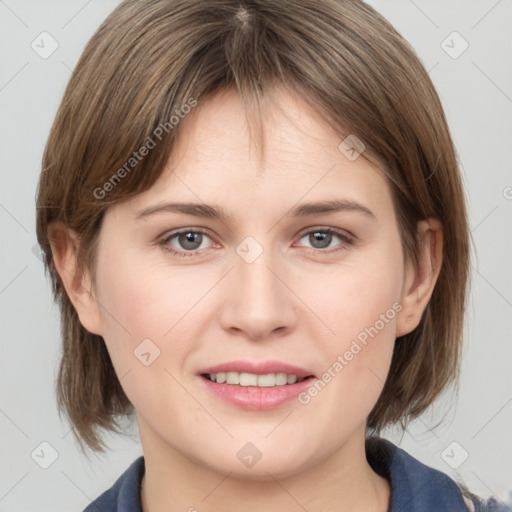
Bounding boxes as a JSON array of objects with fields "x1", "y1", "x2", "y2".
[{"x1": 135, "y1": 199, "x2": 376, "y2": 221}]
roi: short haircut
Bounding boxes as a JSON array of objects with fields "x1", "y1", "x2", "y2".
[{"x1": 36, "y1": 0, "x2": 470, "y2": 453}]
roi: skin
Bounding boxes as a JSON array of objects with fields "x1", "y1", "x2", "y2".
[{"x1": 50, "y1": 86, "x2": 442, "y2": 512}]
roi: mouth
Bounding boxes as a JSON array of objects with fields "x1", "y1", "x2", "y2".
[
  {"x1": 200, "y1": 372, "x2": 315, "y2": 387},
  {"x1": 197, "y1": 361, "x2": 317, "y2": 410}
]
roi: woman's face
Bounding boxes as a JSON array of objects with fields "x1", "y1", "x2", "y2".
[{"x1": 88, "y1": 86, "x2": 411, "y2": 478}]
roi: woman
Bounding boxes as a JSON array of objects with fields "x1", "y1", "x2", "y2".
[{"x1": 35, "y1": 0, "x2": 509, "y2": 510}]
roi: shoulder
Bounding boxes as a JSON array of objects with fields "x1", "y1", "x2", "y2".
[
  {"x1": 365, "y1": 437, "x2": 510, "y2": 512},
  {"x1": 83, "y1": 456, "x2": 145, "y2": 512}
]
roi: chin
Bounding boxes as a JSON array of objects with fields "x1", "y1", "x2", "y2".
[{"x1": 194, "y1": 440, "x2": 320, "y2": 482}]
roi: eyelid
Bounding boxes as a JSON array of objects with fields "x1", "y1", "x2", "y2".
[
  {"x1": 295, "y1": 225, "x2": 355, "y2": 242},
  {"x1": 158, "y1": 227, "x2": 219, "y2": 259},
  {"x1": 159, "y1": 227, "x2": 216, "y2": 248},
  {"x1": 160, "y1": 227, "x2": 212, "y2": 241}
]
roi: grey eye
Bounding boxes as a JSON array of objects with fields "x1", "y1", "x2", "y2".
[
  {"x1": 176, "y1": 231, "x2": 204, "y2": 250},
  {"x1": 307, "y1": 231, "x2": 333, "y2": 249}
]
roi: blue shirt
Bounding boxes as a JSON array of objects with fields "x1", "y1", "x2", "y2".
[{"x1": 83, "y1": 437, "x2": 510, "y2": 511}]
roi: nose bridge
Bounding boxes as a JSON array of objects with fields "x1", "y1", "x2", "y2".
[{"x1": 220, "y1": 236, "x2": 296, "y2": 340}]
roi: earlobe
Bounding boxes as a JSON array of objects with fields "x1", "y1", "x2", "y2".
[
  {"x1": 48, "y1": 222, "x2": 103, "y2": 336},
  {"x1": 396, "y1": 219, "x2": 443, "y2": 337}
]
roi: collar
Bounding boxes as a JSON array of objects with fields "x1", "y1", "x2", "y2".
[
  {"x1": 84, "y1": 437, "x2": 469, "y2": 511},
  {"x1": 366, "y1": 437, "x2": 469, "y2": 511}
]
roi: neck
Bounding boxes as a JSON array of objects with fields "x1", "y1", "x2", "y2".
[{"x1": 138, "y1": 419, "x2": 390, "y2": 512}]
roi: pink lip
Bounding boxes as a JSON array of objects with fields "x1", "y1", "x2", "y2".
[
  {"x1": 198, "y1": 360, "x2": 315, "y2": 379},
  {"x1": 199, "y1": 377, "x2": 316, "y2": 410},
  {"x1": 197, "y1": 360, "x2": 317, "y2": 411}
]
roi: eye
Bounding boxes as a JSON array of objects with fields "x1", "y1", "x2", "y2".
[
  {"x1": 159, "y1": 226, "x2": 355, "y2": 258},
  {"x1": 159, "y1": 228, "x2": 215, "y2": 257},
  {"x1": 295, "y1": 227, "x2": 354, "y2": 253}
]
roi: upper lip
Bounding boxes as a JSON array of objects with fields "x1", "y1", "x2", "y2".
[{"x1": 199, "y1": 360, "x2": 315, "y2": 379}]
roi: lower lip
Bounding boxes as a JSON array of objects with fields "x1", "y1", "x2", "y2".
[{"x1": 199, "y1": 375, "x2": 317, "y2": 410}]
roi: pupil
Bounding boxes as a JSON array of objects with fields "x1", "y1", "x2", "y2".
[
  {"x1": 180, "y1": 232, "x2": 201, "y2": 250},
  {"x1": 311, "y1": 231, "x2": 331, "y2": 249}
]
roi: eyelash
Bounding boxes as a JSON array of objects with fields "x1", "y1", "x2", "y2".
[{"x1": 158, "y1": 227, "x2": 355, "y2": 258}]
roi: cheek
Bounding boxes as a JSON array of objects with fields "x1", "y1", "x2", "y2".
[
  {"x1": 92, "y1": 246, "x2": 217, "y2": 387},
  {"x1": 297, "y1": 292, "x2": 398, "y2": 449},
  {"x1": 308, "y1": 243, "x2": 404, "y2": 345},
  {"x1": 91, "y1": 252, "x2": 204, "y2": 422},
  {"x1": 296, "y1": 240, "x2": 403, "y2": 424},
  {"x1": 94, "y1": 245, "x2": 202, "y2": 340}
]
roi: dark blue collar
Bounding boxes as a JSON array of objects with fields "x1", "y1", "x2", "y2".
[
  {"x1": 366, "y1": 437, "x2": 469, "y2": 511},
  {"x1": 84, "y1": 437, "x2": 471, "y2": 511}
]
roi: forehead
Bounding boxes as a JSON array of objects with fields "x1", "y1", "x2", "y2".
[
  {"x1": 115, "y1": 86, "x2": 394, "y2": 224},
  {"x1": 171, "y1": 86, "x2": 352, "y2": 172}
]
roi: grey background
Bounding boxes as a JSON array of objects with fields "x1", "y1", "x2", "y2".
[{"x1": 0, "y1": 0, "x2": 511, "y2": 510}]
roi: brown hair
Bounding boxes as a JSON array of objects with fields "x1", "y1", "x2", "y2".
[{"x1": 36, "y1": 0, "x2": 470, "y2": 453}]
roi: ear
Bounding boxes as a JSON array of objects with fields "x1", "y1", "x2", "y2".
[
  {"x1": 396, "y1": 218, "x2": 443, "y2": 337},
  {"x1": 48, "y1": 222, "x2": 103, "y2": 336}
]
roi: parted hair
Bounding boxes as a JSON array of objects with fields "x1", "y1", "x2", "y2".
[{"x1": 36, "y1": 0, "x2": 470, "y2": 453}]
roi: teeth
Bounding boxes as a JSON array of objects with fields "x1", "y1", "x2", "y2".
[
  {"x1": 257, "y1": 374, "x2": 276, "y2": 387},
  {"x1": 240, "y1": 372, "x2": 258, "y2": 386},
  {"x1": 286, "y1": 374, "x2": 297, "y2": 384},
  {"x1": 226, "y1": 372, "x2": 239, "y2": 385},
  {"x1": 205, "y1": 372, "x2": 307, "y2": 387},
  {"x1": 275, "y1": 373, "x2": 288, "y2": 385}
]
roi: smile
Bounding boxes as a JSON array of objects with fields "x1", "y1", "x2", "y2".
[{"x1": 202, "y1": 372, "x2": 310, "y2": 387}]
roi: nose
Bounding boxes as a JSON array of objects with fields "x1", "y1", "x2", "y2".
[{"x1": 219, "y1": 245, "x2": 298, "y2": 341}]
